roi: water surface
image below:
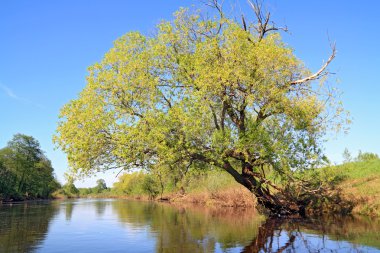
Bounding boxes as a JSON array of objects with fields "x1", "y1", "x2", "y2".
[{"x1": 0, "y1": 199, "x2": 379, "y2": 252}]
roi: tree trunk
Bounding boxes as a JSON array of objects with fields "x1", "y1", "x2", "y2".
[
  {"x1": 193, "y1": 154, "x2": 305, "y2": 216},
  {"x1": 225, "y1": 162, "x2": 303, "y2": 216}
]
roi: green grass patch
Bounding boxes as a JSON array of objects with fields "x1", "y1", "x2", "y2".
[{"x1": 324, "y1": 159, "x2": 380, "y2": 216}]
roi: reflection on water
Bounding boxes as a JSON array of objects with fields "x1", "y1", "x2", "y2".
[
  {"x1": 112, "y1": 201, "x2": 264, "y2": 252},
  {"x1": 0, "y1": 199, "x2": 379, "y2": 253},
  {"x1": 0, "y1": 201, "x2": 59, "y2": 252},
  {"x1": 64, "y1": 201, "x2": 75, "y2": 221},
  {"x1": 241, "y1": 217, "x2": 380, "y2": 253}
]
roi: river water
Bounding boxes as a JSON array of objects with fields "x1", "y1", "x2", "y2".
[{"x1": 0, "y1": 199, "x2": 379, "y2": 252}]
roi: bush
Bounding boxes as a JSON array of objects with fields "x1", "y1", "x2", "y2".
[
  {"x1": 62, "y1": 182, "x2": 79, "y2": 197},
  {"x1": 356, "y1": 151, "x2": 379, "y2": 162},
  {"x1": 141, "y1": 175, "x2": 159, "y2": 199},
  {"x1": 113, "y1": 172, "x2": 146, "y2": 196}
]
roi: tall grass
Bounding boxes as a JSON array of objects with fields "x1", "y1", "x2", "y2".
[
  {"x1": 324, "y1": 159, "x2": 380, "y2": 216},
  {"x1": 81, "y1": 158, "x2": 380, "y2": 215},
  {"x1": 110, "y1": 169, "x2": 255, "y2": 207}
]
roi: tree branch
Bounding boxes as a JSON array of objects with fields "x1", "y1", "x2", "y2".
[
  {"x1": 291, "y1": 44, "x2": 336, "y2": 85},
  {"x1": 190, "y1": 153, "x2": 244, "y2": 184},
  {"x1": 209, "y1": 104, "x2": 220, "y2": 130},
  {"x1": 202, "y1": 0, "x2": 224, "y2": 34},
  {"x1": 248, "y1": 0, "x2": 288, "y2": 41}
]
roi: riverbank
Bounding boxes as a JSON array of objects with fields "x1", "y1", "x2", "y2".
[
  {"x1": 51, "y1": 159, "x2": 380, "y2": 216},
  {"x1": 328, "y1": 159, "x2": 380, "y2": 217},
  {"x1": 167, "y1": 186, "x2": 256, "y2": 207},
  {"x1": 64, "y1": 184, "x2": 256, "y2": 208},
  {"x1": 0, "y1": 196, "x2": 56, "y2": 203}
]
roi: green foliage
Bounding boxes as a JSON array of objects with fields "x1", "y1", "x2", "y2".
[
  {"x1": 113, "y1": 172, "x2": 146, "y2": 196},
  {"x1": 112, "y1": 172, "x2": 161, "y2": 199},
  {"x1": 287, "y1": 167, "x2": 353, "y2": 215},
  {"x1": 112, "y1": 168, "x2": 239, "y2": 200},
  {"x1": 0, "y1": 161, "x2": 18, "y2": 200},
  {"x1": 322, "y1": 158, "x2": 380, "y2": 216},
  {"x1": 342, "y1": 148, "x2": 352, "y2": 163},
  {"x1": 93, "y1": 179, "x2": 107, "y2": 193},
  {"x1": 62, "y1": 178, "x2": 79, "y2": 197},
  {"x1": 356, "y1": 150, "x2": 379, "y2": 162},
  {"x1": 185, "y1": 169, "x2": 236, "y2": 193},
  {"x1": 96, "y1": 179, "x2": 107, "y2": 189},
  {"x1": 141, "y1": 174, "x2": 159, "y2": 199},
  {"x1": 74, "y1": 179, "x2": 110, "y2": 197},
  {"x1": 54, "y1": 4, "x2": 350, "y2": 216},
  {"x1": 54, "y1": 5, "x2": 347, "y2": 181},
  {"x1": 0, "y1": 134, "x2": 60, "y2": 200},
  {"x1": 331, "y1": 158, "x2": 380, "y2": 180},
  {"x1": 78, "y1": 188, "x2": 92, "y2": 195}
]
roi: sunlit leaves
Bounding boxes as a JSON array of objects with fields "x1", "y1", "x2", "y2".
[{"x1": 54, "y1": 7, "x2": 347, "y2": 179}]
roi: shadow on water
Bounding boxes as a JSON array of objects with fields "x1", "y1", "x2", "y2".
[{"x1": 0, "y1": 201, "x2": 59, "y2": 252}]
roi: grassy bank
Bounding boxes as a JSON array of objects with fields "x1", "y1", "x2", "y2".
[
  {"x1": 168, "y1": 187, "x2": 255, "y2": 207},
  {"x1": 152, "y1": 160, "x2": 380, "y2": 215},
  {"x1": 326, "y1": 159, "x2": 380, "y2": 217},
  {"x1": 169, "y1": 160, "x2": 379, "y2": 215},
  {"x1": 64, "y1": 159, "x2": 380, "y2": 216}
]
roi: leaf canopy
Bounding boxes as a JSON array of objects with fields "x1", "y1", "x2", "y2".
[{"x1": 55, "y1": 7, "x2": 346, "y2": 179}]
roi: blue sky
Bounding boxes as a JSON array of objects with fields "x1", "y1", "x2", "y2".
[{"x1": 1, "y1": 1, "x2": 379, "y2": 187}]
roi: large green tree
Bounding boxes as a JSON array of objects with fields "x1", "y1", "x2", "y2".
[
  {"x1": 0, "y1": 160, "x2": 16, "y2": 199},
  {"x1": 0, "y1": 134, "x2": 60, "y2": 199},
  {"x1": 55, "y1": 1, "x2": 348, "y2": 215}
]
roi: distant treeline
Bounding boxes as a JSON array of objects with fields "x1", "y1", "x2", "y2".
[
  {"x1": 74, "y1": 168, "x2": 240, "y2": 202},
  {"x1": 53, "y1": 178, "x2": 110, "y2": 198},
  {"x1": 0, "y1": 134, "x2": 60, "y2": 201}
]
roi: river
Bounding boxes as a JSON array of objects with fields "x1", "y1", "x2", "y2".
[{"x1": 0, "y1": 199, "x2": 379, "y2": 252}]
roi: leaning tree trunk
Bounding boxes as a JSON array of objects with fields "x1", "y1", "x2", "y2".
[
  {"x1": 239, "y1": 163, "x2": 304, "y2": 217},
  {"x1": 194, "y1": 153, "x2": 309, "y2": 216}
]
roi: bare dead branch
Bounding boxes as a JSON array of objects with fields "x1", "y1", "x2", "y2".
[
  {"x1": 291, "y1": 43, "x2": 336, "y2": 85},
  {"x1": 202, "y1": 0, "x2": 225, "y2": 34},
  {"x1": 247, "y1": 0, "x2": 288, "y2": 41},
  {"x1": 241, "y1": 14, "x2": 248, "y2": 31},
  {"x1": 115, "y1": 167, "x2": 125, "y2": 178}
]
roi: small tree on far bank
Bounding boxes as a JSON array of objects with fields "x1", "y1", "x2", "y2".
[
  {"x1": 95, "y1": 179, "x2": 107, "y2": 193},
  {"x1": 342, "y1": 148, "x2": 352, "y2": 163},
  {"x1": 142, "y1": 174, "x2": 159, "y2": 200},
  {"x1": 63, "y1": 177, "x2": 79, "y2": 196}
]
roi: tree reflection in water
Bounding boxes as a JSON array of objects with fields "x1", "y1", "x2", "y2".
[
  {"x1": 112, "y1": 201, "x2": 380, "y2": 253},
  {"x1": 112, "y1": 201, "x2": 265, "y2": 252},
  {"x1": 64, "y1": 201, "x2": 75, "y2": 221},
  {"x1": 0, "y1": 201, "x2": 59, "y2": 252},
  {"x1": 0, "y1": 200, "x2": 379, "y2": 253},
  {"x1": 242, "y1": 216, "x2": 380, "y2": 253}
]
